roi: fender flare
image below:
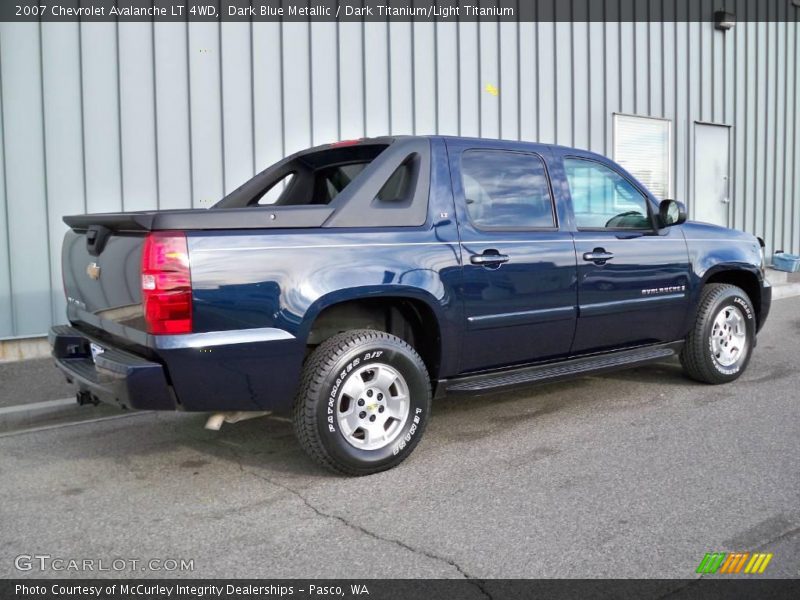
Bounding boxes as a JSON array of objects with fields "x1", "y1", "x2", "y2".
[{"x1": 297, "y1": 285, "x2": 450, "y2": 368}]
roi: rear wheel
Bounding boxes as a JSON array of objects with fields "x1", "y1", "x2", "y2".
[
  {"x1": 293, "y1": 329, "x2": 431, "y2": 475},
  {"x1": 680, "y1": 283, "x2": 755, "y2": 384}
]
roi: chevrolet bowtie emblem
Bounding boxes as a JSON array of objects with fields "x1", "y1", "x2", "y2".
[{"x1": 86, "y1": 262, "x2": 101, "y2": 280}]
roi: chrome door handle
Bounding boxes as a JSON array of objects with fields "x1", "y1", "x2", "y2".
[
  {"x1": 471, "y1": 252, "x2": 510, "y2": 266},
  {"x1": 582, "y1": 250, "x2": 614, "y2": 264}
]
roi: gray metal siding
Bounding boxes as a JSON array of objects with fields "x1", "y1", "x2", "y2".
[{"x1": 0, "y1": 16, "x2": 798, "y2": 339}]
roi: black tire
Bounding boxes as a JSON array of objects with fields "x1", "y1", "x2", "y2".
[
  {"x1": 680, "y1": 283, "x2": 756, "y2": 384},
  {"x1": 293, "y1": 329, "x2": 431, "y2": 476}
]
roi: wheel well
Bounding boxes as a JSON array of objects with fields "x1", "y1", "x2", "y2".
[
  {"x1": 705, "y1": 269, "x2": 761, "y2": 325},
  {"x1": 307, "y1": 298, "x2": 441, "y2": 379}
]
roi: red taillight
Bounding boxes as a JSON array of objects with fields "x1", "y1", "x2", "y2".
[{"x1": 141, "y1": 231, "x2": 192, "y2": 335}]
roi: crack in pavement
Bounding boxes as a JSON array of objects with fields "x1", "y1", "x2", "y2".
[
  {"x1": 747, "y1": 524, "x2": 800, "y2": 553},
  {"x1": 215, "y1": 441, "x2": 492, "y2": 599}
]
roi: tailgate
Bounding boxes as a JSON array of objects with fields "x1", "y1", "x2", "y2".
[{"x1": 62, "y1": 226, "x2": 147, "y2": 336}]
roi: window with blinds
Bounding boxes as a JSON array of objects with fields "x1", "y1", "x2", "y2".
[{"x1": 613, "y1": 114, "x2": 672, "y2": 200}]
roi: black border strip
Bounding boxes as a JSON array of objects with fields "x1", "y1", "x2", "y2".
[
  {"x1": 3, "y1": 579, "x2": 800, "y2": 600},
  {"x1": 4, "y1": 0, "x2": 800, "y2": 23}
]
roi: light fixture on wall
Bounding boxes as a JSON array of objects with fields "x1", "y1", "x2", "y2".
[{"x1": 714, "y1": 11, "x2": 736, "y2": 31}]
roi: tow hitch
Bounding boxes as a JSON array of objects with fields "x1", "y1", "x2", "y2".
[{"x1": 76, "y1": 390, "x2": 100, "y2": 406}]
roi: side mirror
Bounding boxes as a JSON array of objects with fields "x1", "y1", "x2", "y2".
[{"x1": 658, "y1": 199, "x2": 686, "y2": 227}]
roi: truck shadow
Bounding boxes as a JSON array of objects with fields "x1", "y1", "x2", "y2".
[
  {"x1": 35, "y1": 359, "x2": 711, "y2": 482},
  {"x1": 178, "y1": 360, "x2": 698, "y2": 475},
  {"x1": 587, "y1": 360, "x2": 688, "y2": 385}
]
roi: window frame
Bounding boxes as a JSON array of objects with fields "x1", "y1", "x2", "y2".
[
  {"x1": 562, "y1": 155, "x2": 658, "y2": 233},
  {"x1": 458, "y1": 148, "x2": 560, "y2": 233},
  {"x1": 612, "y1": 112, "x2": 673, "y2": 200}
]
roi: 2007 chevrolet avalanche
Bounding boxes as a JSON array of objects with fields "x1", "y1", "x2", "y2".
[{"x1": 50, "y1": 136, "x2": 771, "y2": 475}]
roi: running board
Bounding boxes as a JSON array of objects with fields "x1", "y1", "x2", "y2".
[{"x1": 445, "y1": 342, "x2": 682, "y2": 394}]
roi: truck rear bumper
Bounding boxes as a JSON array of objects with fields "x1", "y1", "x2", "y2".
[
  {"x1": 49, "y1": 325, "x2": 176, "y2": 410},
  {"x1": 50, "y1": 324, "x2": 305, "y2": 413}
]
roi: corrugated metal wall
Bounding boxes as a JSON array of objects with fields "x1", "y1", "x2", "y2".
[{"x1": 0, "y1": 14, "x2": 798, "y2": 339}]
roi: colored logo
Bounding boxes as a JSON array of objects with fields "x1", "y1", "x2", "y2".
[
  {"x1": 696, "y1": 552, "x2": 773, "y2": 574},
  {"x1": 484, "y1": 83, "x2": 499, "y2": 97}
]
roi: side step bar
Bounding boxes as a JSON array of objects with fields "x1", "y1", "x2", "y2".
[{"x1": 445, "y1": 342, "x2": 682, "y2": 394}]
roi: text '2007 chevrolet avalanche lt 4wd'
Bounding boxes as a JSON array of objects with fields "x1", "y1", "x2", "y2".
[{"x1": 51, "y1": 136, "x2": 771, "y2": 475}]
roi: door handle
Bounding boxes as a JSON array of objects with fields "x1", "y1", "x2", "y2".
[
  {"x1": 470, "y1": 251, "x2": 510, "y2": 266},
  {"x1": 582, "y1": 249, "x2": 614, "y2": 265}
]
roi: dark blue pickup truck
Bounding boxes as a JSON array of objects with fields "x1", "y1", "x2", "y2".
[{"x1": 51, "y1": 136, "x2": 771, "y2": 475}]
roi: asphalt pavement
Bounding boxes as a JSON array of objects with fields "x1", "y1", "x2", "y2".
[{"x1": 0, "y1": 298, "x2": 798, "y2": 580}]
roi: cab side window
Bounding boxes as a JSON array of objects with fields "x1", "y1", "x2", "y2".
[
  {"x1": 461, "y1": 150, "x2": 556, "y2": 229},
  {"x1": 564, "y1": 158, "x2": 652, "y2": 230}
]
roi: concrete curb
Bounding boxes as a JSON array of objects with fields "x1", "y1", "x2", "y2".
[
  {"x1": 771, "y1": 283, "x2": 800, "y2": 301},
  {"x1": 0, "y1": 336, "x2": 50, "y2": 362},
  {"x1": 765, "y1": 266, "x2": 800, "y2": 299},
  {"x1": 0, "y1": 397, "x2": 121, "y2": 433}
]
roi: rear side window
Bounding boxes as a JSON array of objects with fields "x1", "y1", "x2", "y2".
[{"x1": 460, "y1": 150, "x2": 555, "y2": 229}]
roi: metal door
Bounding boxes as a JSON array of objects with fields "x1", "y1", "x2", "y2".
[
  {"x1": 553, "y1": 151, "x2": 692, "y2": 354},
  {"x1": 693, "y1": 123, "x2": 731, "y2": 226},
  {"x1": 445, "y1": 138, "x2": 578, "y2": 373}
]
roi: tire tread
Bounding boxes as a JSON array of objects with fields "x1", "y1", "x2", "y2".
[
  {"x1": 292, "y1": 329, "x2": 429, "y2": 476},
  {"x1": 680, "y1": 283, "x2": 750, "y2": 384}
]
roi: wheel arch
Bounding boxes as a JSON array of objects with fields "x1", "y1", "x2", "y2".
[
  {"x1": 700, "y1": 266, "x2": 763, "y2": 328},
  {"x1": 300, "y1": 288, "x2": 445, "y2": 381}
]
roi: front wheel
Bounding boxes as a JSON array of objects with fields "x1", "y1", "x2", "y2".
[
  {"x1": 680, "y1": 283, "x2": 756, "y2": 384},
  {"x1": 293, "y1": 330, "x2": 431, "y2": 475}
]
